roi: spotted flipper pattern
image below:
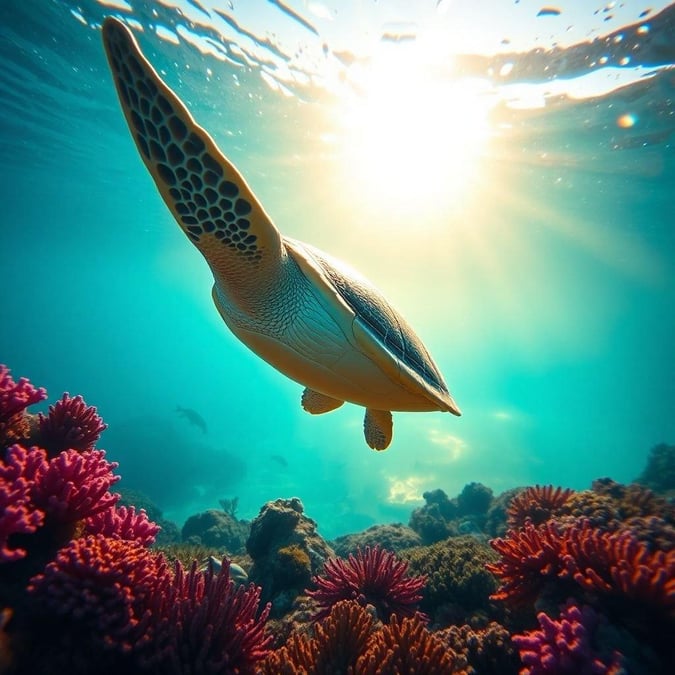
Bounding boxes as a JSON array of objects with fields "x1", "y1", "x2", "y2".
[
  {"x1": 364, "y1": 409, "x2": 393, "y2": 451},
  {"x1": 101, "y1": 17, "x2": 282, "y2": 292},
  {"x1": 301, "y1": 388, "x2": 344, "y2": 414}
]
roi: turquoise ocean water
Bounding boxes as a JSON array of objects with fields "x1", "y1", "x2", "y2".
[{"x1": 1, "y1": 0, "x2": 673, "y2": 539}]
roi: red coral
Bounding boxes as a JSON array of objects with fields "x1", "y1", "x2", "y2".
[
  {"x1": 487, "y1": 521, "x2": 567, "y2": 604},
  {"x1": 308, "y1": 546, "x2": 427, "y2": 622},
  {"x1": 84, "y1": 505, "x2": 160, "y2": 547},
  {"x1": 37, "y1": 393, "x2": 107, "y2": 456},
  {"x1": 28, "y1": 534, "x2": 171, "y2": 653},
  {"x1": 513, "y1": 602, "x2": 625, "y2": 674},
  {"x1": 507, "y1": 485, "x2": 575, "y2": 529},
  {"x1": 0, "y1": 365, "x2": 47, "y2": 446},
  {"x1": 31, "y1": 449, "x2": 120, "y2": 523},
  {"x1": 0, "y1": 445, "x2": 47, "y2": 562},
  {"x1": 489, "y1": 519, "x2": 675, "y2": 616},
  {"x1": 561, "y1": 522, "x2": 675, "y2": 615},
  {"x1": 153, "y1": 558, "x2": 272, "y2": 673}
]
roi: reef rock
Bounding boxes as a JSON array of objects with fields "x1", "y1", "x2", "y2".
[
  {"x1": 332, "y1": 523, "x2": 422, "y2": 557},
  {"x1": 247, "y1": 497, "x2": 334, "y2": 616},
  {"x1": 181, "y1": 509, "x2": 249, "y2": 554}
]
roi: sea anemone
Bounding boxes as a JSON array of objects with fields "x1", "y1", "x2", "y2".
[{"x1": 308, "y1": 545, "x2": 427, "y2": 622}]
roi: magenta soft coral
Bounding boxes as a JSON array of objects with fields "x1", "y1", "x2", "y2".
[
  {"x1": 31, "y1": 448, "x2": 120, "y2": 523},
  {"x1": 308, "y1": 546, "x2": 427, "y2": 622},
  {"x1": 38, "y1": 393, "x2": 107, "y2": 456},
  {"x1": 0, "y1": 445, "x2": 47, "y2": 562},
  {"x1": 513, "y1": 602, "x2": 625, "y2": 675},
  {"x1": 84, "y1": 504, "x2": 160, "y2": 547},
  {"x1": 0, "y1": 365, "x2": 46, "y2": 445}
]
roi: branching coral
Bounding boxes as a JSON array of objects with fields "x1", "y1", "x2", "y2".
[
  {"x1": 84, "y1": 504, "x2": 160, "y2": 546},
  {"x1": 307, "y1": 545, "x2": 426, "y2": 622},
  {"x1": 512, "y1": 602, "x2": 625, "y2": 675},
  {"x1": 30, "y1": 448, "x2": 120, "y2": 523},
  {"x1": 357, "y1": 613, "x2": 467, "y2": 674},
  {"x1": 37, "y1": 393, "x2": 107, "y2": 456},
  {"x1": 488, "y1": 519, "x2": 675, "y2": 617},
  {"x1": 0, "y1": 365, "x2": 46, "y2": 446},
  {"x1": 260, "y1": 600, "x2": 376, "y2": 674},
  {"x1": 0, "y1": 444, "x2": 46, "y2": 562},
  {"x1": 507, "y1": 485, "x2": 575, "y2": 529},
  {"x1": 487, "y1": 521, "x2": 567, "y2": 604}
]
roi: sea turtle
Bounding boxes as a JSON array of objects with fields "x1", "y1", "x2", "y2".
[{"x1": 101, "y1": 17, "x2": 461, "y2": 450}]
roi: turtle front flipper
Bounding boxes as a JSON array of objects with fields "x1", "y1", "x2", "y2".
[
  {"x1": 301, "y1": 388, "x2": 344, "y2": 414},
  {"x1": 101, "y1": 17, "x2": 282, "y2": 305},
  {"x1": 364, "y1": 409, "x2": 393, "y2": 451}
]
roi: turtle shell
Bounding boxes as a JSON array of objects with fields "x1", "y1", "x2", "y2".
[{"x1": 294, "y1": 241, "x2": 457, "y2": 410}]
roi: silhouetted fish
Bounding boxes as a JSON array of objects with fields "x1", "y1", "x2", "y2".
[
  {"x1": 175, "y1": 406, "x2": 207, "y2": 434},
  {"x1": 271, "y1": 454, "x2": 288, "y2": 468}
]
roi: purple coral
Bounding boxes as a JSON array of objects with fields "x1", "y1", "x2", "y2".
[
  {"x1": 0, "y1": 445, "x2": 47, "y2": 562},
  {"x1": 84, "y1": 504, "x2": 160, "y2": 547},
  {"x1": 308, "y1": 546, "x2": 427, "y2": 622},
  {"x1": 513, "y1": 602, "x2": 625, "y2": 674},
  {"x1": 38, "y1": 393, "x2": 107, "y2": 456},
  {"x1": 31, "y1": 449, "x2": 120, "y2": 523}
]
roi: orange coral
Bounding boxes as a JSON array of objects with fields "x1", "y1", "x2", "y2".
[{"x1": 357, "y1": 613, "x2": 467, "y2": 674}]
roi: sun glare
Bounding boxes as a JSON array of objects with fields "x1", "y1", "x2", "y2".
[{"x1": 335, "y1": 48, "x2": 493, "y2": 218}]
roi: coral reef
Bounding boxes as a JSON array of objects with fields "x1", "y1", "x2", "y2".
[
  {"x1": 438, "y1": 621, "x2": 520, "y2": 675},
  {"x1": 507, "y1": 485, "x2": 575, "y2": 529},
  {"x1": 0, "y1": 366, "x2": 272, "y2": 674},
  {"x1": 512, "y1": 602, "x2": 625, "y2": 675},
  {"x1": 332, "y1": 523, "x2": 422, "y2": 557},
  {"x1": 402, "y1": 536, "x2": 500, "y2": 626},
  {"x1": 247, "y1": 497, "x2": 334, "y2": 616},
  {"x1": 308, "y1": 545, "x2": 426, "y2": 622},
  {"x1": 182, "y1": 508, "x2": 249, "y2": 553},
  {"x1": 260, "y1": 600, "x2": 467, "y2": 674}
]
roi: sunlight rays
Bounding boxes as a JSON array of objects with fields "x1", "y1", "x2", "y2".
[{"x1": 334, "y1": 47, "x2": 493, "y2": 219}]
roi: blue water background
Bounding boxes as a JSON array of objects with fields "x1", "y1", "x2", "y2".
[{"x1": 1, "y1": 0, "x2": 673, "y2": 538}]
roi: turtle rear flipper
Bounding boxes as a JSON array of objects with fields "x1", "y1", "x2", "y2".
[
  {"x1": 302, "y1": 388, "x2": 344, "y2": 414},
  {"x1": 364, "y1": 409, "x2": 393, "y2": 451}
]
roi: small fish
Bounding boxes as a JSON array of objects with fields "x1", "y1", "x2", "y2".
[
  {"x1": 175, "y1": 405, "x2": 208, "y2": 434},
  {"x1": 271, "y1": 454, "x2": 288, "y2": 468}
]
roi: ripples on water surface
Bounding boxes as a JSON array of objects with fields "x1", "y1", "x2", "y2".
[{"x1": 0, "y1": 1, "x2": 673, "y2": 535}]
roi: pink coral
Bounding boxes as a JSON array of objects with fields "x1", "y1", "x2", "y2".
[
  {"x1": 0, "y1": 365, "x2": 47, "y2": 445},
  {"x1": 153, "y1": 558, "x2": 272, "y2": 673},
  {"x1": 84, "y1": 505, "x2": 160, "y2": 547},
  {"x1": 38, "y1": 393, "x2": 107, "y2": 456},
  {"x1": 308, "y1": 546, "x2": 427, "y2": 622},
  {"x1": 513, "y1": 602, "x2": 625, "y2": 674},
  {"x1": 31, "y1": 449, "x2": 120, "y2": 523},
  {"x1": 0, "y1": 445, "x2": 47, "y2": 562},
  {"x1": 28, "y1": 534, "x2": 171, "y2": 653}
]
